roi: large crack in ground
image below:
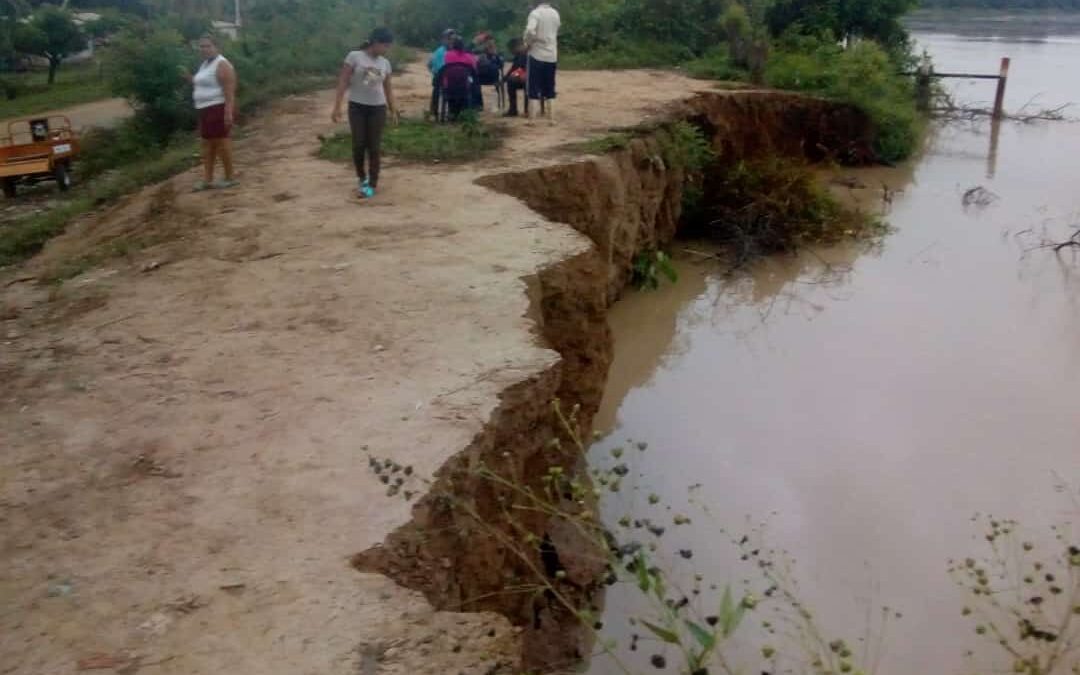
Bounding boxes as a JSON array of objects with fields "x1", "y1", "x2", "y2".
[{"x1": 352, "y1": 91, "x2": 876, "y2": 673}]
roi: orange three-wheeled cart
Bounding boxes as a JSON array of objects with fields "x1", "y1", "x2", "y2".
[{"x1": 0, "y1": 116, "x2": 79, "y2": 198}]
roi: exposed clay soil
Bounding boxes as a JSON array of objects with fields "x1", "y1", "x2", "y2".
[{"x1": 0, "y1": 65, "x2": 717, "y2": 675}]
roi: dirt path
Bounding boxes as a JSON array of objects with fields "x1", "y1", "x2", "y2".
[
  {"x1": 0, "y1": 97, "x2": 133, "y2": 130},
  {"x1": 0, "y1": 65, "x2": 713, "y2": 675}
]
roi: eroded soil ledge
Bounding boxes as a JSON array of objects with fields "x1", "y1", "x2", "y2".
[{"x1": 353, "y1": 90, "x2": 874, "y2": 672}]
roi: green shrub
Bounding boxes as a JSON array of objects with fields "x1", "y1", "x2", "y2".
[
  {"x1": 684, "y1": 48, "x2": 747, "y2": 80},
  {"x1": 721, "y1": 1, "x2": 752, "y2": 64},
  {"x1": 107, "y1": 28, "x2": 195, "y2": 144},
  {"x1": 659, "y1": 120, "x2": 715, "y2": 173},
  {"x1": 766, "y1": 38, "x2": 921, "y2": 162},
  {"x1": 692, "y1": 157, "x2": 885, "y2": 264}
]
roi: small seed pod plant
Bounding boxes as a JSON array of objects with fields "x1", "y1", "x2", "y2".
[
  {"x1": 364, "y1": 400, "x2": 1077, "y2": 675},
  {"x1": 949, "y1": 509, "x2": 1080, "y2": 675}
]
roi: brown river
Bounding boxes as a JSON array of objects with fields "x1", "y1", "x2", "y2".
[{"x1": 587, "y1": 11, "x2": 1080, "y2": 675}]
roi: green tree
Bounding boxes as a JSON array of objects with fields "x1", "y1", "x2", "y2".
[
  {"x1": 0, "y1": 0, "x2": 28, "y2": 98},
  {"x1": 14, "y1": 5, "x2": 87, "y2": 84},
  {"x1": 766, "y1": 0, "x2": 917, "y2": 46},
  {"x1": 611, "y1": 0, "x2": 728, "y2": 53}
]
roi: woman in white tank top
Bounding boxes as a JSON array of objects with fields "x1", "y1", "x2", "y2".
[{"x1": 186, "y1": 35, "x2": 238, "y2": 191}]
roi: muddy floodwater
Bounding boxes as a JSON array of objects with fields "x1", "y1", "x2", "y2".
[{"x1": 588, "y1": 12, "x2": 1080, "y2": 675}]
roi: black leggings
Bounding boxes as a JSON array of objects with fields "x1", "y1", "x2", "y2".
[
  {"x1": 348, "y1": 102, "x2": 387, "y2": 188},
  {"x1": 507, "y1": 81, "x2": 528, "y2": 115}
]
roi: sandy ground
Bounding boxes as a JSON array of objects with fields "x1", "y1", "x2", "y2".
[
  {"x1": 0, "y1": 64, "x2": 713, "y2": 675},
  {"x1": 0, "y1": 97, "x2": 133, "y2": 131}
]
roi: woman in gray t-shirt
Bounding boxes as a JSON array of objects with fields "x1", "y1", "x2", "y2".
[{"x1": 332, "y1": 28, "x2": 398, "y2": 199}]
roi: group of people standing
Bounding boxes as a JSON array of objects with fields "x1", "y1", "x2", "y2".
[
  {"x1": 331, "y1": 0, "x2": 561, "y2": 200},
  {"x1": 428, "y1": 0, "x2": 560, "y2": 122},
  {"x1": 186, "y1": 2, "x2": 561, "y2": 201}
]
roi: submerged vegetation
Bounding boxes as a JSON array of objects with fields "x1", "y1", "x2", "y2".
[
  {"x1": 691, "y1": 157, "x2": 887, "y2": 265},
  {"x1": 632, "y1": 250, "x2": 680, "y2": 290}
]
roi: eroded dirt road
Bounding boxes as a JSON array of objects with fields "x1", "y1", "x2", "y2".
[{"x1": 0, "y1": 64, "x2": 711, "y2": 674}]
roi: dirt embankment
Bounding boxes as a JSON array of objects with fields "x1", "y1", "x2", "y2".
[
  {"x1": 0, "y1": 64, "x2": 872, "y2": 675},
  {"x1": 353, "y1": 92, "x2": 874, "y2": 671}
]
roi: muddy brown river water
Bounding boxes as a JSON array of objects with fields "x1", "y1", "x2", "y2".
[{"x1": 587, "y1": 12, "x2": 1080, "y2": 675}]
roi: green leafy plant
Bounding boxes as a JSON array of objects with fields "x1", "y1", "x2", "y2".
[{"x1": 632, "y1": 249, "x2": 679, "y2": 291}]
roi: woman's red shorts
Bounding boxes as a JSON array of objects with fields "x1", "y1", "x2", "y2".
[{"x1": 199, "y1": 104, "x2": 230, "y2": 140}]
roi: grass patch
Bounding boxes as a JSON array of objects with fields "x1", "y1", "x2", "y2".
[
  {"x1": 0, "y1": 139, "x2": 197, "y2": 269},
  {"x1": 690, "y1": 157, "x2": 886, "y2": 265},
  {"x1": 575, "y1": 132, "x2": 633, "y2": 155},
  {"x1": 319, "y1": 114, "x2": 502, "y2": 164},
  {"x1": 0, "y1": 61, "x2": 113, "y2": 120}
]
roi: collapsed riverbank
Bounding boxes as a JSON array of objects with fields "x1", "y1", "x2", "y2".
[{"x1": 0, "y1": 64, "x2": 881, "y2": 675}]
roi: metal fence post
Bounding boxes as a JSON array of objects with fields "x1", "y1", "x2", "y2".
[{"x1": 993, "y1": 57, "x2": 1011, "y2": 120}]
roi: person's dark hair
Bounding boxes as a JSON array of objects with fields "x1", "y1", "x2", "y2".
[
  {"x1": 199, "y1": 33, "x2": 219, "y2": 47},
  {"x1": 451, "y1": 37, "x2": 466, "y2": 52},
  {"x1": 508, "y1": 37, "x2": 523, "y2": 50}
]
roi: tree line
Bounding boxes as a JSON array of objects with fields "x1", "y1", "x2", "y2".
[
  {"x1": 2, "y1": 0, "x2": 925, "y2": 164},
  {"x1": 919, "y1": 0, "x2": 1080, "y2": 7}
]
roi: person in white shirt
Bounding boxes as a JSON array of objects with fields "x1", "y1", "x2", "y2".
[
  {"x1": 524, "y1": 0, "x2": 560, "y2": 121},
  {"x1": 185, "y1": 35, "x2": 238, "y2": 191},
  {"x1": 332, "y1": 28, "x2": 399, "y2": 200}
]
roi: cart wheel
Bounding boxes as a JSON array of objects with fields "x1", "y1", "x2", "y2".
[
  {"x1": 54, "y1": 162, "x2": 72, "y2": 192},
  {"x1": 2, "y1": 178, "x2": 15, "y2": 199}
]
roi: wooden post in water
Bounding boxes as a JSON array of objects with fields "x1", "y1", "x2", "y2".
[
  {"x1": 916, "y1": 63, "x2": 932, "y2": 112},
  {"x1": 992, "y1": 57, "x2": 1011, "y2": 119}
]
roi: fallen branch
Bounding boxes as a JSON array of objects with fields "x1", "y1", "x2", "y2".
[
  {"x1": 1023, "y1": 227, "x2": 1080, "y2": 253},
  {"x1": 933, "y1": 92, "x2": 1073, "y2": 123},
  {"x1": 1050, "y1": 230, "x2": 1080, "y2": 252}
]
